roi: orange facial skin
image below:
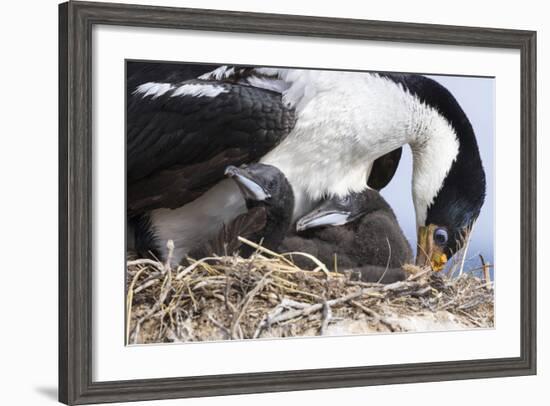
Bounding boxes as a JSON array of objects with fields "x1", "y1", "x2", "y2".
[{"x1": 416, "y1": 225, "x2": 448, "y2": 272}]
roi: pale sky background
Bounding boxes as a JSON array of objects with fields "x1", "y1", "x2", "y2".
[{"x1": 380, "y1": 74, "x2": 495, "y2": 273}]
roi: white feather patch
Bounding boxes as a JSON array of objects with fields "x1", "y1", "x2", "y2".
[
  {"x1": 171, "y1": 83, "x2": 228, "y2": 98},
  {"x1": 133, "y1": 82, "x2": 174, "y2": 99},
  {"x1": 198, "y1": 66, "x2": 234, "y2": 81}
]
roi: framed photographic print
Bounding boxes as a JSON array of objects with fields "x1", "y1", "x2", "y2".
[{"x1": 59, "y1": 1, "x2": 537, "y2": 404}]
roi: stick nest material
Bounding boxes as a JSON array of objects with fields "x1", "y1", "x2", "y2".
[{"x1": 126, "y1": 239, "x2": 494, "y2": 344}]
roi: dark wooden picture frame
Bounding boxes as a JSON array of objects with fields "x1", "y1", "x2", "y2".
[{"x1": 59, "y1": 1, "x2": 536, "y2": 404}]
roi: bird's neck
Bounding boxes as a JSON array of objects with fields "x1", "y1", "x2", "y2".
[
  {"x1": 244, "y1": 190, "x2": 295, "y2": 254},
  {"x1": 409, "y1": 113, "x2": 460, "y2": 228}
]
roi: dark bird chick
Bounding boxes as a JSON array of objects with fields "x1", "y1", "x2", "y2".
[{"x1": 280, "y1": 189, "x2": 413, "y2": 283}]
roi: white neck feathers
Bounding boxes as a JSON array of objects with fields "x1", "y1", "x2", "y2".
[
  {"x1": 409, "y1": 113, "x2": 459, "y2": 226},
  {"x1": 262, "y1": 72, "x2": 460, "y2": 225}
]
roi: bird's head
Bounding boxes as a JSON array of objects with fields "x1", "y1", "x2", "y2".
[
  {"x1": 225, "y1": 163, "x2": 293, "y2": 210},
  {"x1": 225, "y1": 163, "x2": 295, "y2": 254},
  {"x1": 415, "y1": 155, "x2": 486, "y2": 272},
  {"x1": 380, "y1": 74, "x2": 488, "y2": 272},
  {"x1": 296, "y1": 190, "x2": 385, "y2": 231}
]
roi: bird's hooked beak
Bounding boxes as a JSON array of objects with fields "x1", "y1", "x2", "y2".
[
  {"x1": 416, "y1": 225, "x2": 448, "y2": 272},
  {"x1": 296, "y1": 207, "x2": 352, "y2": 232},
  {"x1": 225, "y1": 165, "x2": 271, "y2": 201}
]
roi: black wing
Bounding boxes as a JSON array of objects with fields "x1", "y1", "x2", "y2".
[
  {"x1": 127, "y1": 79, "x2": 295, "y2": 182},
  {"x1": 127, "y1": 148, "x2": 249, "y2": 216}
]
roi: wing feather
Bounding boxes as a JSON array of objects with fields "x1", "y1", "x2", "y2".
[{"x1": 127, "y1": 79, "x2": 295, "y2": 182}]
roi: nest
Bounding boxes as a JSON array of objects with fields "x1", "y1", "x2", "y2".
[{"x1": 126, "y1": 238, "x2": 494, "y2": 344}]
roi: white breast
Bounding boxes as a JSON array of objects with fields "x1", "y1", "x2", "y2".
[
  {"x1": 262, "y1": 72, "x2": 418, "y2": 215},
  {"x1": 149, "y1": 179, "x2": 246, "y2": 264},
  {"x1": 263, "y1": 71, "x2": 459, "y2": 224}
]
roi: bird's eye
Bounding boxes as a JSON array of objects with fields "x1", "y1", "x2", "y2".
[{"x1": 433, "y1": 228, "x2": 449, "y2": 246}]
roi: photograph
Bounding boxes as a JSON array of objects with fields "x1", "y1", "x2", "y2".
[
  {"x1": 52, "y1": 1, "x2": 538, "y2": 404},
  {"x1": 0, "y1": 0, "x2": 542, "y2": 404},
  {"x1": 125, "y1": 62, "x2": 495, "y2": 344}
]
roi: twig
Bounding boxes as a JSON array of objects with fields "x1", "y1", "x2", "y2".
[
  {"x1": 207, "y1": 314, "x2": 231, "y2": 338},
  {"x1": 350, "y1": 301, "x2": 397, "y2": 332},
  {"x1": 126, "y1": 258, "x2": 164, "y2": 270},
  {"x1": 407, "y1": 267, "x2": 433, "y2": 281},
  {"x1": 281, "y1": 251, "x2": 331, "y2": 277},
  {"x1": 238, "y1": 236, "x2": 331, "y2": 277},
  {"x1": 320, "y1": 301, "x2": 332, "y2": 335},
  {"x1": 126, "y1": 268, "x2": 145, "y2": 344},
  {"x1": 230, "y1": 271, "x2": 273, "y2": 339},
  {"x1": 376, "y1": 237, "x2": 392, "y2": 283},
  {"x1": 458, "y1": 225, "x2": 474, "y2": 276},
  {"x1": 164, "y1": 240, "x2": 174, "y2": 272},
  {"x1": 175, "y1": 257, "x2": 221, "y2": 280},
  {"x1": 237, "y1": 237, "x2": 295, "y2": 267},
  {"x1": 479, "y1": 254, "x2": 492, "y2": 285},
  {"x1": 134, "y1": 278, "x2": 160, "y2": 294},
  {"x1": 268, "y1": 289, "x2": 367, "y2": 325}
]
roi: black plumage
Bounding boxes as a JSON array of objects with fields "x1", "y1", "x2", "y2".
[
  {"x1": 280, "y1": 189, "x2": 413, "y2": 283},
  {"x1": 127, "y1": 80, "x2": 296, "y2": 182},
  {"x1": 126, "y1": 61, "x2": 296, "y2": 217}
]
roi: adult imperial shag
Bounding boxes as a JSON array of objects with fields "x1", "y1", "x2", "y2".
[{"x1": 127, "y1": 64, "x2": 485, "y2": 269}]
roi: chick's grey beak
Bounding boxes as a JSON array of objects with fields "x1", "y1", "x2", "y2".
[
  {"x1": 225, "y1": 165, "x2": 271, "y2": 201},
  {"x1": 296, "y1": 210, "x2": 351, "y2": 232}
]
